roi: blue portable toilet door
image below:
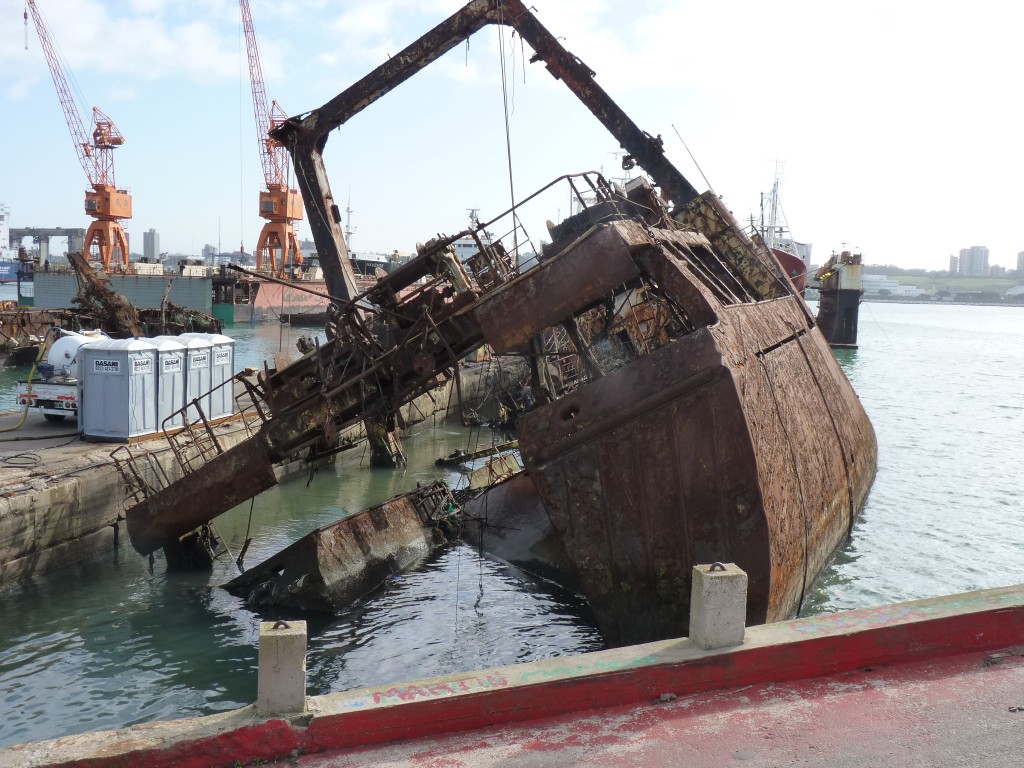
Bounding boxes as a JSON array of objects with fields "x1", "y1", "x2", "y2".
[{"x1": 158, "y1": 350, "x2": 185, "y2": 430}]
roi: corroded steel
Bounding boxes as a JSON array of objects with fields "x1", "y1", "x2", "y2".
[
  {"x1": 120, "y1": 0, "x2": 877, "y2": 649},
  {"x1": 224, "y1": 482, "x2": 455, "y2": 611},
  {"x1": 473, "y1": 224, "x2": 640, "y2": 354},
  {"x1": 127, "y1": 436, "x2": 279, "y2": 556},
  {"x1": 124, "y1": 170, "x2": 875, "y2": 646},
  {"x1": 271, "y1": 0, "x2": 708, "y2": 298}
]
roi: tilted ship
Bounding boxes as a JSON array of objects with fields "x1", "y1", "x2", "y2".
[{"x1": 118, "y1": 0, "x2": 876, "y2": 647}]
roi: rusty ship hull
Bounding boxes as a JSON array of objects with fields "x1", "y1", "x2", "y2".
[
  {"x1": 518, "y1": 300, "x2": 874, "y2": 643},
  {"x1": 119, "y1": 0, "x2": 877, "y2": 649},
  {"x1": 468, "y1": 214, "x2": 875, "y2": 646},
  {"x1": 223, "y1": 482, "x2": 457, "y2": 613}
]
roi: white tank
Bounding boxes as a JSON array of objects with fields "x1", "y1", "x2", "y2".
[{"x1": 47, "y1": 330, "x2": 109, "y2": 378}]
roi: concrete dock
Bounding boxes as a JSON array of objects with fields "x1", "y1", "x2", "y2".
[
  {"x1": 0, "y1": 408, "x2": 258, "y2": 582},
  {"x1": 0, "y1": 358, "x2": 518, "y2": 584},
  {"x1": 4, "y1": 583, "x2": 1023, "y2": 767}
]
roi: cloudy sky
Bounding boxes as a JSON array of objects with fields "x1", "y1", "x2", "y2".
[{"x1": 2, "y1": 0, "x2": 1021, "y2": 270}]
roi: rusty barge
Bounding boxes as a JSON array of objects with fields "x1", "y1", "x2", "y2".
[{"x1": 117, "y1": 0, "x2": 876, "y2": 647}]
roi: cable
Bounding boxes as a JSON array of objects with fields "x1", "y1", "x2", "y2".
[
  {"x1": 0, "y1": 327, "x2": 55, "y2": 435},
  {"x1": 0, "y1": 430, "x2": 78, "y2": 443},
  {"x1": 0, "y1": 452, "x2": 41, "y2": 468},
  {"x1": 670, "y1": 124, "x2": 712, "y2": 190},
  {"x1": 496, "y1": 5, "x2": 521, "y2": 257}
]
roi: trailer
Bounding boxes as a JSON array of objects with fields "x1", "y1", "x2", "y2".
[{"x1": 16, "y1": 329, "x2": 108, "y2": 422}]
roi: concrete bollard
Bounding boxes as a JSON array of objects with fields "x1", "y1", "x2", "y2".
[
  {"x1": 257, "y1": 620, "x2": 307, "y2": 716},
  {"x1": 689, "y1": 562, "x2": 747, "y2": 650}
]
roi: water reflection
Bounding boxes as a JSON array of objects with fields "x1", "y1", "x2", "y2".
[
  {"x1": 0, "y1": 398, "x2": 604, "y2": 747},
  {"x1": 308, "y1": 544, "x2": 603, "y2": 695}
]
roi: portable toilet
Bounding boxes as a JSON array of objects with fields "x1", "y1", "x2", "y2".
[
  {"x1": 147, "y1": 336, "x2": 187, "y2": 431},
  {"x1": 159, "y1": 334, "x2": 215, "y2": 423},
  {"x1": 178, "y1": 332, "x2": 236, "y2": 420},
  {"x1": 78, "y1": 338, "x2": 158, "y2": 441}
]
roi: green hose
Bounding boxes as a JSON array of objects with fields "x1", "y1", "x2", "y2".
[{"x1": 0, "y1": 328, "x2": 56, "y2": 435}]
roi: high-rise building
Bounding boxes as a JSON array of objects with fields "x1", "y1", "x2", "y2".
[
  {"x1": 1017, "y1": 251, "x2": 1024, "y2": 273},
  {"x1": 948, "y1": 254, "x2": 959, "y2": 274},
  {"x1": 958, "y1": 245, "x2": 989, "y2": 277},
  {"x1": 143, "y1": 228, "x2": 160, "y2": 261}
]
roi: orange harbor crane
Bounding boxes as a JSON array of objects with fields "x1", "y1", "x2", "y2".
[
  {"x1": 26, "y1": 0, "x2": 131, "y2": 271},
  {"x1": 241, "y1": 0, "x2": 303, "y2": 278}
]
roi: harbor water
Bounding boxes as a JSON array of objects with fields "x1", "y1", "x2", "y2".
[{"x1": 2, "y1": 300, "x2": 1024, "y2": 747}]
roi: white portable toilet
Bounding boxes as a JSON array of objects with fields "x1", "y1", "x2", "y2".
[
  {"x1": 147, "y1": 336, "x2": 187, "y2": 431},
  {"x1": 162, "y1": 334, "x2": 215, "y2": 422},
  {"x1": 78, "y1": 338, "x2": 158, "y2": 441},
  {"x1": 178, "y1": 332, "x2": 236, "y2": 420}
]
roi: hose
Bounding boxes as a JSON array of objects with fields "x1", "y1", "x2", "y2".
[{"x1": 0, "y1": 328, "x2": 54, "y2": 434}]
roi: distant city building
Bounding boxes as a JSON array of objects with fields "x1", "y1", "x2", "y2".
[
  {"x1": 958, "y1": 245, "x2": 989, "y2": 277},
  {"x1": 861, "y1": 274, "x2": 925, "y2": 297},
  {"x1": 948, "y1": 254, "x2": 959, "y2": 274},
  {"x1": 1017, "y1": 251, "x2": 1024, "y2": 272},
  {"x1": 990, "y1": 264, "x2": 1006, "y2": 277},
  {"x1": 202, "y1": 244, "x2": 217, "y2": 262},
  {"x1": 143, "y1": 228, "x2": 160, "y2": 261}
]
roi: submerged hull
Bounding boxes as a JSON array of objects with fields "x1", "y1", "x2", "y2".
[
  {"x1": 125, "y1": 176, "x2": 876, "y2": 648},
  {"x1": 518, "y1": 296, "x2": 874, "y2": 644},
  {"x1": 223, "y1": 481, "x2": 457, "y2": 611},
  {"x1": 478, "y1": 208, "x2": 876, "y2": 646}
]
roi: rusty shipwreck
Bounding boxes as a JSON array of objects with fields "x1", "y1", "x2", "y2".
[{"x1": 118, "y1": 0, "x2": 876, "y2": 647}]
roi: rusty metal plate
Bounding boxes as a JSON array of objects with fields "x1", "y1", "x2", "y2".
[
  {"x1": 473, "y1": 224, "x2": 640, "y2": 354},
  {"x1": 519, "y1": 336, "x2": 771, "y2": 646},
  {"x1": 126, "y1": 436, "x2": 279, "y2": 556},
  {"x1": 517, "y1": 328, "x2": 722, "y2": 464},
  {"x1": 224, "y1": 485, "x2": 447, "y2": 612}
]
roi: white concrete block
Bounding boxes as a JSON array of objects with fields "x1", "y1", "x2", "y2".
[
  {"x1": 689, "y1": 562, "x2": 747, "y2": 650},
  {"x1": 257, "y1": 620, "x2": 307, "y2": 715}
]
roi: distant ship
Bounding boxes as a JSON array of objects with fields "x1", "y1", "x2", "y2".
[
  {"x1": 752, "y1": 172, "x2": 810, "y2": 293},
  {"x1": 212, "y1": 251, "x2": 409, "y2": 325}
]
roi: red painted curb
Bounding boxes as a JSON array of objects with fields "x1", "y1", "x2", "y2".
[{"x1": 16, "y1": 588, "x2": 1024, "y2": 768}]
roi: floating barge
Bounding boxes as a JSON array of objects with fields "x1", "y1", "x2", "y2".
[{"x1": 119, "y1": 0, "x2": 877, "y2": 648}]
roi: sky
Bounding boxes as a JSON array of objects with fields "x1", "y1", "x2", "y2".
[{"x1": 2, "y1": 0, "x2": 1022, "y2": 271}]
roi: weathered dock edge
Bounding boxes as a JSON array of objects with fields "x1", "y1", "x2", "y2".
[
  {"x1": 0, "y1": 419, "x2": 254, "y2": 584},
  {"x1": 6, "y1": 584, "x2": 1024, "y2": 768},
  {"x1": 0, "y1": 361, "x2": 517, "y2": 583}
]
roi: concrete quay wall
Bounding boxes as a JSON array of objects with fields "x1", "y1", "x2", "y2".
[{"x1": 0, "y1": 419, "x2": 258, "y2": 584}]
